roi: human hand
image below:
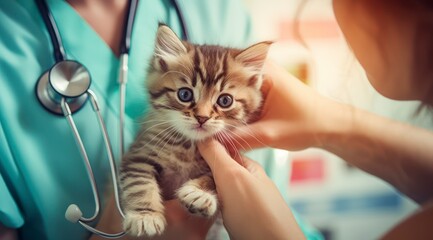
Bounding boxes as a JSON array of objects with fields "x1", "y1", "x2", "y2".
[
  {"x1": 226, "y1": 60, "x2": 341, "y2": 152},
  {"x1": 90, "y1": 195, "x2": 214, "y2": 240},
  {"x1": 197, "y1": 139, "x2": 305, "y2": 240}
]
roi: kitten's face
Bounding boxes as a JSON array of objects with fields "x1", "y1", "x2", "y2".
[{"x1": 147, "y1": 25, "x2": 272, "y2": 141}]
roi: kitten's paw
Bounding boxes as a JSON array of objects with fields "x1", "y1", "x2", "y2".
[
  {"x1": 123, "y1": 211, "x2": 166, "y2": 237},
  {"x1": 177, "y1": 185, "x2": 218, "y2": 218}
]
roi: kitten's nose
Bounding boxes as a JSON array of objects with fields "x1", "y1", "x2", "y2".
[{"x1": 195, "y1": 115, "x2": 210, "y2": 125}]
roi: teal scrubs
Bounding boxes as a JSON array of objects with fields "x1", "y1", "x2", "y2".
[{"x1": 0, "y1": 0, "x2": 322, "y2": 239}]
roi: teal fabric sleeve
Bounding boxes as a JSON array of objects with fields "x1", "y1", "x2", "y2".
[
  {"x1": 0, "y1": 173, "x2": 24, "y2": 228},
  {"x1": 0, "y1": 121, "x2": 24, "y2": 228}
]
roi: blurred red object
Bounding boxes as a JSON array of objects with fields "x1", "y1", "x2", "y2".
[{"x1": 290, "y1": 156, "x2": 325, "y2": 183}]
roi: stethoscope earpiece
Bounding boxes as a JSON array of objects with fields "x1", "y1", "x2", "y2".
[{"x1": 36, "y1": 60, "x2": 91, "y2": 115}]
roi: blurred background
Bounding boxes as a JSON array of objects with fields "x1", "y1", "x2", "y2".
[{"x1": 243, "y1": 0, "x2": 433, "y2": 239}]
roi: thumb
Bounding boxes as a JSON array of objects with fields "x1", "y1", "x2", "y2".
[
  {"x1": 197, "y1": 139, "x2": 243, "y2": 174},
  {"x1": 198, "y1": 139, "x2": 269, "y2": 181}
]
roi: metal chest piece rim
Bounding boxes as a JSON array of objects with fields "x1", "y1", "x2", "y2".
[{"x1": 36, "y1": 60, "x2": 91, "y2": 115}]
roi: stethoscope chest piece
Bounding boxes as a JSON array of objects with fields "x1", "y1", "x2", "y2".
[{"x1": 36, "y1": 60, "x2": 91, "y2": 115}]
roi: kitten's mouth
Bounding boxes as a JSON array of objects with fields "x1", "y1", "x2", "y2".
[
  {"x1": 192, "y1": 124, "x2": 207, "y2": 132},
  {"x1": 183, "y1": 123, "x2": 219, "y2": 140}
]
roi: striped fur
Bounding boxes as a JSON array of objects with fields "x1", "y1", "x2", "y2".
[{"x1": 120, "y1": 25, "x2": 272, "y2": 237}]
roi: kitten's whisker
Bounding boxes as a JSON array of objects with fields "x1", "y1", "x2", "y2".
[
  {"x1": 138, "y1": 122, "x2": 170, "y2": 130},
  {"x1": 152, "y1": 126, "x2": 178, "y2": 151},
  {"x1": 216, "y1": 132, "x2": 233, "y2": 158},
  {"x1": 223, "y1": 123, "x2": 259, "y2": 150},
  {"x1": 215, "y1": 132, "x2": 237, "y2": 160},
  {"x1": 152, "y1": 103, "x2": 179, "y2": 111},
  {"x1": 137, "y1": 114, "x2": 180, "y2": 130},
  {"x1": 219, "y1": 131, "x2": 243, "y2": 161},
  {"x1": 167, "y1": 128, "x2": 183, "y2": 149},
  {"x1": 159, "y1": 128, "x2": 182, "y2": 158},
  {"x1": 240, "y1": 121, "x2": 270, "y2": 149},
  {"x1": 134, "y1": 111, "x2": 167, "y2": 121},
  {"x1": 155, "y1": 128, "x2": 179, "y2": 157},
  {"x1": 135, "y1": 125, "x2": 177, "y2": 151},
  {"x1": 135, "y1": 127, "x2": 174, "y2": 151},
  {"x1": 224, "y1": 128, "x2": 254, "y2": 152},
  {"x1": 215, "y1": 132, "x2": 226, "y2": 152},
  {"x1": 194, "y1": 128, "x2": 199, "y2": 141},
  {"x1": 134, "y1": 120, "x2": 175, "y2": 140},
  {"x1": 222, "y1": 132, "x2": 244, "y2": 164},
  {"x1": 172, "y1": 127, "x2": 183, "y2": 148},
  {"x1": 141, "y1": 118, "x2": 178, "y2": 125},
  {"x1": 226, "y1": 121, "x2": 270, "y2": 149},
  {"x1": 138, "y1": 119, "x2": 178, "y2": 127},
  {"x1": 149, "y1": 129, "x2": 179, "y2": 158}
]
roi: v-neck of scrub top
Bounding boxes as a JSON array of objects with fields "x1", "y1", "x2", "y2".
[
  {"x1": 37, "y1": 0, "x2": 164, "y2": 136},
  {"x1": 47, "y1": 0, "x2": 122, "y2": 97},
  {"x1": 45, "y1": 0, "x2": 136, "y2": 131}
]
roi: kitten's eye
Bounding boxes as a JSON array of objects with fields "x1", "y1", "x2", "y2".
[
  {"x1": 177, "y1": 88, "x2": 194, "y2": 102},
  {"x1": 217, "y1": 94, "x2": 233, "y2": 108}
]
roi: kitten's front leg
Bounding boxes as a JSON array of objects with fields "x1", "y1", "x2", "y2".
[
  {"x1": 119, "y1": 157, "x2": 166, "y2": 237},
  {"x1": 176, "y1": 175, "x2": 218, "y2": 218}
]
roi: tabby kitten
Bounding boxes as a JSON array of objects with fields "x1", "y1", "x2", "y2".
[{"x1": 119, "y1": 25, "x2": 272, "y2": 237}]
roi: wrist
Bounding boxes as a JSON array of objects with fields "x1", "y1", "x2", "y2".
[{"x1": 313, "y1": 99, "x2": 356, "y2": 150}]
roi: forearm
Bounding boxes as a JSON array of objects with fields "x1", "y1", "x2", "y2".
[{"x1": 318, "y1": 101, "x2": 433, "y2": 204}]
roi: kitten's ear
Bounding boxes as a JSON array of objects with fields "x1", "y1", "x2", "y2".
[
  {"x1": 155, "y1": 24, "x2": 187, "y2": 59},
  {"x1": 235, "y1": 41, "x2": 273, "y2": 72}
]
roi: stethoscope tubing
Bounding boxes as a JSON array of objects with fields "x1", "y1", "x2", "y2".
[
  {"x1": 120, "y1": 0, "x2": 138, "y2": 55},
  {"x1": 170, "y1": 0, "x2": 188, "y2": 40},
  {"x1": 79, "y1": 220, "x2": 126, "y2": 239},
  {"x1": 61, "y1": 91, "x2": 126, "y2": 238},
  {"x1": 118, "y1": 0, "x2": 137, "y2": 157},
  {"x1": 61, "y1": 97, "x2": 101, "y2": 222},
  {"x1": 118, "y1": 54, "x2": 128, "y2": 158},
  {"x1": 88, "y1": 90, "x2": 125, "y2": 220},
  {"x1": 35, "y1": 0, "x2": 66, "y2": 62}
]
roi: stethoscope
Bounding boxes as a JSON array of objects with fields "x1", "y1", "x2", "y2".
[{"x1": 34, "y1": 0, "x2": 188, "y2": 238}]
